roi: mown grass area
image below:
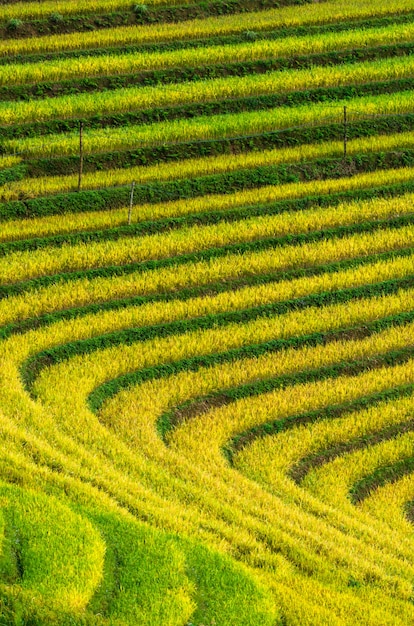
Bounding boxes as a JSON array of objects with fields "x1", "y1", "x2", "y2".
[{"x1": 2, "y1": 0, "x2": 414, "y2": 624}]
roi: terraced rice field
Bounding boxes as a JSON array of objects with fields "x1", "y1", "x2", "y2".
[{"x1": 3, "y1": 0, "x2": 414, "y2": 623}]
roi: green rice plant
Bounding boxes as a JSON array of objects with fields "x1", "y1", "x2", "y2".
[
  {"x1": 179, "y1": 540, "x2": 278, "y2": 626},
  {"x1": 2, "y1": 54, "x2": 414, "y2": 126},
  {"x1": 2, "y1": 185, "x2": 414, "y2": 284},
  {"x1": 301, "y1": 428, "x2": 414, "y2": 510},
  {"x1": 0, "y1": 0, "x2": 191, "y2": 23},
  {"x1": 85, "y1": 511, "x2": 196, "y2": 626},
  {"x1": 10, "y1": 89, "x2": 414, "y2": 158},
  {"x1": 3, "y1": 19, "x2": 414, "y2": 87},
  {"x1": 3, "y1": 130, "x2": 414, "y2": 204},
  {"x1": 3, "y1": 269, "x2": 414, "y2": 624},
  {"x1": 0, "y1": 0, "x2": 412, "y2": 57},
  {"x1": 0, "y1": 226, "x2": 412, "y2": 336},
  {"x1": 48, "y1": 12, "x2": 65, "y2": 25},
  {"x1": 87, "y1": 508, "x2": 277, "y2": 626},
  {"x1": 6, "y1": 19, "x2": 23, "y2": 32}
]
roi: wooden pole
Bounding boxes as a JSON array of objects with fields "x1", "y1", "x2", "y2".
[
  {"x1": 343, "y1": 105, "x2": 347, "y2": 159},
  {"x1": 77, "y1": 121, "x2": 84, "y2": 192},
  {"x1": 128, "y1": 181, "x2": 136, "y2": 225}
]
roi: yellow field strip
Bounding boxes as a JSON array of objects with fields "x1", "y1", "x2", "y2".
[
  {"x1": 0, "y1": 155, "x2": 21, "y2": 170},
  {"x1": 301, "y1": 432, "x2": 414, "y2": 509},
  {"x1": 3, "y1": 164, "x2": 414, "y2": 246},
  {"x1": 0, "y1": 0, "x2": 412, "y2": 57},
  {"x1": 3, "y1": 130, "x2": 414, "y2": 204},
  {"x1": 10, "y1": 89, "x2": 414, "y2": 158},
  {"x1": 2, "y1": 55, "x2": 414, "y2": 126},
  {"x1": 3, "y1": 20, "x2": 414, "y2": 87},
  {"x1": 1, "y1": 220, "x2": 413, "y2": 333},
  {"x1": 235, "y1": 375, "x2": 414, "y2": 483},
  {"x1": 0, "y1": 0, "x2": 196, "y2": 22},
  {"x1": 2, "y1": 187, "x2": 414, "y2": 283},
  {"x1": 362, "y1": 474, "x2": 414, "y2": 531},
  {"x1": 98, "y1": 309, "x2": 414, "y2": 555},
  {"x1": 25, "y1": 291, "x2": 414, "y2": 603},
  {"x1": 2, "y1": 268, "x2": 414, "y2": 624}
]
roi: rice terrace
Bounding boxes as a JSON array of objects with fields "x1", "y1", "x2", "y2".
[{"x1": 6, "y1": 0, "x2": 414, "y2": 623}]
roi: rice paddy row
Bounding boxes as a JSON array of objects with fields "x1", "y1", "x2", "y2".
[{"x1": 3, "y1": 0, "x2": 414, "y2": 623}]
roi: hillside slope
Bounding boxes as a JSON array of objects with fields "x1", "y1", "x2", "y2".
[{"x1": 1, "y1": 0, "x2": 414, "y2": 623}]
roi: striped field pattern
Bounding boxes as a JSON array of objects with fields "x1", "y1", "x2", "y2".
[{"x1": 2, "y1": 0, "x2": 414, "y2": 623}]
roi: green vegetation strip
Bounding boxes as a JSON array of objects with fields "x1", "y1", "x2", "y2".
[
  {"x1": 350, "y1": 457, "x2": 414, "y2": 504},
  {"x1": 0, "y1": 164, "x2": 26, "y2": 185},
  {"x1": 20, "y1": 275, "x2": 414, "y2": 395},
  {"x1": 289, "y1": 410, "x2": 414, "y2": 484},
  {"x1": 2, "y1": 12, "x2": 412, "y2": 67},
  {"x1": 0, "y1": 12, "x2": 133, "y2": 42},
  {"x1": 0, "y1": 0, "x2": 296, "y2": 41},
  {"x1": 3, "y1": 183, "x2": 414, "y2": 258},
  {"x1": 87, "y1": 309, "x2": 414, "y2": 420},
  {"x1": 171, "y1": 364, "x2": 414, "y2": 448},
  {"x1": 14, "y1": 111, "x2": 414, "y2": 177},
  {"x1": 3, "y1": 149, "x2": 414, "y2": 222},
  {"x1": 2, "y1": 41, "x2": 412, "y2": 103},
  {"x1": 2, "y1": 245, "x2": 412, "y2": 342},
  {"x1": 4, "y1": 76, "x2": 414, "y2": 142},
  {"x1": 2, "y1": 182, "x2": 414, "y2": 299}
]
